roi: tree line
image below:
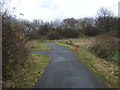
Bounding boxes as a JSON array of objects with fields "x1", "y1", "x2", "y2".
[{"x1": 22, "y1": 8, "x2": 118, "y2": 40}]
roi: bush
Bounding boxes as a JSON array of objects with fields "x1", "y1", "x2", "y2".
[
  {"x1": 26, "y1": 31, "x2": 38, "y2": 40},
  {"x1": 65, "y1": 40, "x2": 75, "y2": 46},
  {"x1": 84, "y1": 25, "x2": 99, "y2": 36},
  {"x1": 2, "y1": 15, "x2": 29, "y2": 80},
  {"x1": 91, "y1": 35, "x2": 118, "y2": 61},
  {"x1": 59, "y1": 29, "x2": 79, "y2": 38},
  {"x1": 91, "y1": 43, "x2": 110, "y2": 58},
  {"x1": 47, "y1": 31, "x2": 62, "y2": 40}
]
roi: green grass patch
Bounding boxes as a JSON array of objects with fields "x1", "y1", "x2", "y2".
[
  {"x1": 13, "y1": 41, "x2": 51, "y2": 88},
  {"x1": 26, "y1": 40, "x2": 52, "y2": 51},
  {"x1": 3, "y1": 40, "x2": 51, "y2": 88},
  {"x1": 14, "y1": 53, "x2": 50, "y2": 88},
  {"x1": 56, "y1": 42, "x2": 118, "y2": 88}
]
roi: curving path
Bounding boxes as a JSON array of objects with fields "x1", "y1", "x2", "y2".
[{"x1": 33, "y1": 43, "x2": 106, "y2": 88}]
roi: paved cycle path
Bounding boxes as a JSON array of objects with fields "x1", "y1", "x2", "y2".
[{"x1": 33, "y1": 43, "x2": 106, "y2": 88}]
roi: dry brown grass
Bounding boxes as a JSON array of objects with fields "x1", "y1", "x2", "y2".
[{"x1": 70, "y1": 37, "x2": 95, "y2": 47}]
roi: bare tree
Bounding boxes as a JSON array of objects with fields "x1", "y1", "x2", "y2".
[{"x1": 96, "y1": 7, "x2": 115, "y2": 32}]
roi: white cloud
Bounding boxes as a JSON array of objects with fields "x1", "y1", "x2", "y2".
[{"x1": 10, "y1": 0, "x2": 119, "y2": 21}]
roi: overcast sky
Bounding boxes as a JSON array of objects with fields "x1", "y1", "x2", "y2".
[{"x1": 10, "y1": 0, "x2": 119, "y2": 21}]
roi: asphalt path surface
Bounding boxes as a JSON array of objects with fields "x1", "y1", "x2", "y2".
[{"x1": 33, "y1": 43, "x2": 106, "y2": 88}]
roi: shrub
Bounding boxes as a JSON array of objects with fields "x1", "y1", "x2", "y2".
[
  {"x1": 91, "y1": 35, "x2": 118, "y2": 61},
  {"x1": 47, "y1": 31, "x2": 62, "y2": 40},
  {"x1": 2, "y1": 15, "x2": 29, "y2": 80},
  {"x1": 91, "y1": 43, "x2": 111, "y2": 58},
  {"x1": 26, "y1": 31, "x2": 38, "y2": 40},
  {"x1": 65, "y1": 40, "x2": 75, "y2": 46},
  {"x1": 84, "y1": 25, "x2": 99, "y2": 36},
  {"x1": 58, "y1": 29, "x2": 79, "y2": 38}
]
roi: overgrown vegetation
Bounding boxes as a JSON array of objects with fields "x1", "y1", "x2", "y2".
[
  {"x1": 2, "y1": 40, "x2": 51, "y2": 88},
  {"x1": 14, "y1": 53, "x2": 50, "y2": 88},
  {"x1": 3, "y1": 53, "x2": 50, "y2": 88},
  {"x1": 91, "y1": 31, "x2": 119, "y2": 62},
  {"x1": 47, "y1": 30, "x2": 62, "y2": 40},
  {"x1": 2, "y1": 13, "x2": 29, "y2": 82}
]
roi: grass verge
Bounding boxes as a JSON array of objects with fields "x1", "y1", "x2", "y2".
[
  {"x1": 15, "y1": 40, "x2": 51, "y2": 88},
  {"x1": 56, "y1": 41, "x2": 118, "y2": 88},
  {"x1": 3, "y1": 40, "x2": 51, "y2": 88},
  {"x1": 26, "y1": 40, "x2": 52, "y2": 51},
  {"x1": 14, "y1": 53, "x2": 50, "y2": 88}
]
